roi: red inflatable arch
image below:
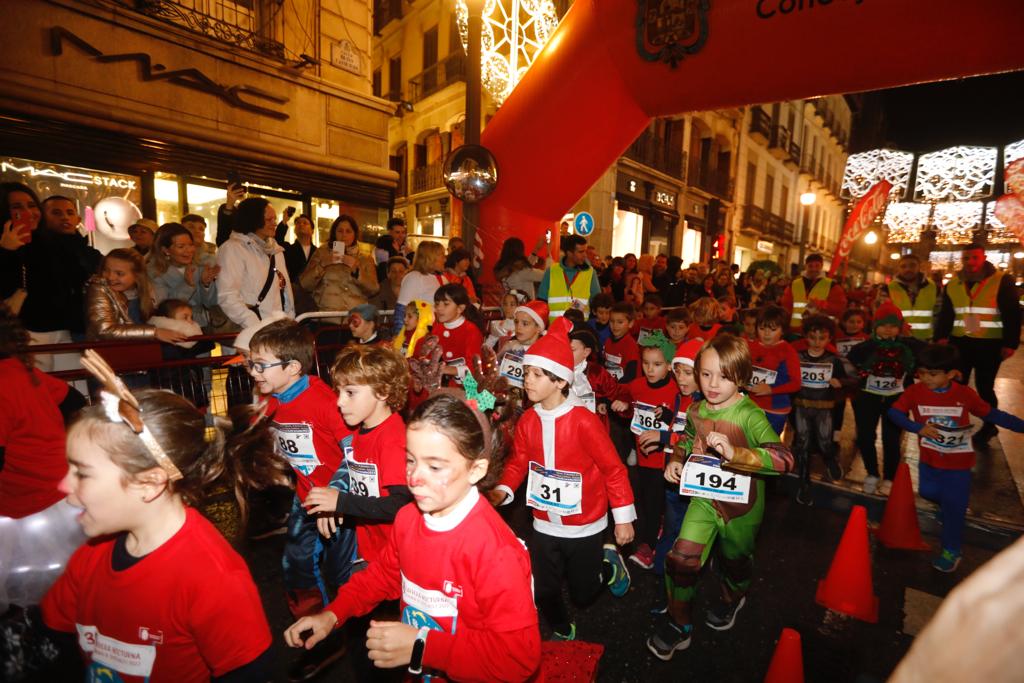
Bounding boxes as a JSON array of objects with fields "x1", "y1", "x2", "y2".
[{"x1": 477, "y1": 0, "x2": 1024, "y2": 284}]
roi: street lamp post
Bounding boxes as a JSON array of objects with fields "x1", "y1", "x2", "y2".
[
  {"x1": 797, "y1": 190, "x2": 816, "y2": 264},
  {"x1": 462, "y1": 0, "x2": 483, "y2": 267}
]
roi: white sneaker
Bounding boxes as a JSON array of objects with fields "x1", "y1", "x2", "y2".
[
  {"x1": 862, "y1": 475, "x2": 879, "y2": 495},
  {"x1": 877, "y1": 479, "x2": 892, "y2": 497},
  {"x1": 627, "y1": 449, "x2": 637, "y2": 466}
]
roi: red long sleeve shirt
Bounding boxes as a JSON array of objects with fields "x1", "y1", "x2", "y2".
[
  {"x1": 326, "y1": 489, "x2": 541, "y2": 683},
  {"x1": 603, "y1": 333, "x2": 640, "y2": 383},
  {"x1": 618, "y1": 375, "x2": 682, "y2": 471},
  {"x1": 748, "y1": 340, "x2": 801, "y2": 415}
]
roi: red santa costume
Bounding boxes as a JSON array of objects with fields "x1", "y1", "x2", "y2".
[
  {"x1": 431, "y1": 316, "x2": 484, "y2": 384},
  {"x1": 498, "y1": 319, "x2": 636, "y2": 637}
]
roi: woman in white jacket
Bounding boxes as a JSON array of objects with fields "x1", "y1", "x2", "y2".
[{"x1": 216, "y1": 197, "x2": 294, "y2": 328}]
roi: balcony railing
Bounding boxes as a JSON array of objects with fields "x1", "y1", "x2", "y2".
[
  {"x1": 383, "y1": 89, "x2": 402, "y2": 103},
  {"x1": 769, "y1": 125, "x2": 790, "y2": 160},
  {"x1": 624, "y1": 129, "x2": 685, "y2": 179},
  {"x1": 691, "y1": 170, "x2": 733, "y2": 199},
  {"x1": 412, "y1": 161, "x2": 443, "y2": 194},
  {"x1": 765, "y1": 213, "x2": 795, "y2": 242},
  {"x1": 409, "y1": 53, "x2": 466, "y2": 103},
  {"x1": 373, "y1": 0, "x2": 403, "y2": 35},
  {"x1": 131, "y1": 0, "x2": 284, "y2": 58},
  {"x1": 743, "y1": 204, "x2": 767, "y2": 232},
  {"x1": 786, "y1": 141, "x2": 802, "y2": 169},
  {"x1": 749, "y1": 106, "x2": 771, "y2": 145},
  {"x1": 742, "y1": 205, "x2": 793, "y2": 242}
]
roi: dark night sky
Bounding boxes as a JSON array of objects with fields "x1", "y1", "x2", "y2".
[{"x1": 872, "y1": 69, "x2": 1024, "y2": 153}]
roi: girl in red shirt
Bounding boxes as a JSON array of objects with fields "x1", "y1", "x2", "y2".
[
  {"x1": 40, "y1": 362, "x2": 289, "y2": 683},
  {"x1": 285, "y1": 393, "x2": 541, "y2": 682},
  {"x1": 431, "y1": 283, "x2": 485, "y2": 386}
]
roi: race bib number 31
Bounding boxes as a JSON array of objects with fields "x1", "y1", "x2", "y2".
[
  {"x1": 527, "y1": 462, "x2": 583, "y2": 516},
  {"x1": 680, "y1": 455, "x2": 751, "y2": 504}
]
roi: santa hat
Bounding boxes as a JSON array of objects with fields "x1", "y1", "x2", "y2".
[
  {"x1": 523, "y1": 317, "x2": 574, "y2": 383},
  {"x1": 515, "y1": 300, "x2": 549, "y2": 330},
  {"x1": 873, "y1": 301, "x2": 904, "y2": 329},
  {"x1": 672, "y1": 339, "x2": 704, "y2": 367}
]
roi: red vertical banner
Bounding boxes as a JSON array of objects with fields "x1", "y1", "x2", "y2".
[{"x1": 828, "y1": 180, "x2": 892, "y2": 278}]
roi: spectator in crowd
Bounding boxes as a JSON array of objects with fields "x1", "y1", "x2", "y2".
[
  {"x1": 537, "y1": 234, "x2": 601, "y2": 324},
  {"x1": 127, "y1": 219, "x2": 156, "y2": 256},
  {"x1": 448, "y1": 236, "x2": 465, "y2": 256},
  {"x1": 214, "y1": 181, "x2": 248, "y2": 246},
  {"x1": 0, "y1": 189, "x2": 100, "y2": 371},
  {"x1": 85, "y1": 248, "x2": 185, "y2": 342},
  {"x1": 372, "y1": 255, "x2": 408, "y2": 312},
  {"x1": 299, "y1": 214, "x2": 379, "y2": 323},
  {"x1": 216, "y1": 196, "x2": 294, "y2": 328},
  {"x1": 181, "y1": 213, "x2": 218, "y2": 267},
  {"x1": 445, "y1": 248, "x2": 478, "y2": 302},
  {"x1": 701, "y1": 274, "x2": 716, "y2": 298},
  {"x1": 601, "y1": 257, "x2": 628, "y2": 302},
  {"x1": 374, "y1": 216, "x2": 414, "y2": 282},
  {"x1": 625, "y1": 254, "x2": 658, "y2": 309},
  {"x1": 280, "y1": 213, "x2": 317, "y2": 316},
  {"x1": 394, "y1": 240, "x2": 447, "y2": 334},
  {"x1": 147, "y1": 223, "x2": 219, "y2": 329},
  {"x1": 712, "y1": 268, "x2": 735, "y2": 300},
  {"x1": 494, "y1": 236, "x2": 545, "y2": 299}
]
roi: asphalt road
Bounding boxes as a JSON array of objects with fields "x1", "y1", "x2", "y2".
[{"x1": 239, "y1": 475, "x2": 1007, "y2": 683}]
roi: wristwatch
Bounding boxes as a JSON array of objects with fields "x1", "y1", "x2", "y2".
[{"x1": 408, "y1": 626, "x2": 430, "y2": 675}]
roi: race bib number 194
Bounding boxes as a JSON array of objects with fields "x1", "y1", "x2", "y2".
[{"x1": 680, "y1": 455, "x2": 751, "y2": 504}]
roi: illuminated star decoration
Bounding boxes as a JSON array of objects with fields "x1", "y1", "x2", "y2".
[
  {"x1": 461, "y1": 372, "x2": 497, "y2": 411},
  {"x1": 456, "y1": 0, "x2": 559, "y2": 106}
]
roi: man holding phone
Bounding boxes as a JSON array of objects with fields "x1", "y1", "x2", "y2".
[{"x1": 215, "y1": 176, "x2": 248, "y2": 246}]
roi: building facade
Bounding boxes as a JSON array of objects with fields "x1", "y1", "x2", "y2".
[{"x1": 1, "y1": 0, "x2": 395, "y2": 252}]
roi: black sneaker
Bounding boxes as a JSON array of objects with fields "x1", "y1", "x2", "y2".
[
  {"x1": 705, "y1": 596, "x2": 746, "y2": 631},
  {"x1": 825, "y1": 457, "x2": 843, "y2": 482},
  {"x1": 646, "y1": 614, "x2": 691, "y2": 661}
]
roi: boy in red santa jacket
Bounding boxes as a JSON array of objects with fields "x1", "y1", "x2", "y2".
[{"x1": 499, "y1": 318, "x2": 637, "y2": 641}]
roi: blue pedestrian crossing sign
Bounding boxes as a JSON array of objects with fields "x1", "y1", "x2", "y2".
[{"x1": 573, "y1": 212, "x2": 595, "y2": 236}]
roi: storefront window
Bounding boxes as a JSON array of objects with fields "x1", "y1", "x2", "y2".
[
  {"x1": 186, "y1": 182, "x2": 229, "y2": 243},
  {"x1": 313, "y1": 199, "x2": 388, "y2": 247},
  {"x1": 612, "y1": 202, "x2": 643, "y2": 258},
  {"x1": 154, "y1": 172, "x2": 182, "y2": 227},
  {"x1": 680, "y1": 224, "x2": 702, "y2": 266},
  {"x1": 1, "y1": 155, "x2": 142, "y2": 254}
]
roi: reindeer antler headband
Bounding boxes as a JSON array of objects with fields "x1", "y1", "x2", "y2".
[{"x1": 80, "y1": 349, "x2": 183, "y2": 482}]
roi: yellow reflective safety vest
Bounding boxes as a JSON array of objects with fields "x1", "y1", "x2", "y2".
[
  {"x1": 888, "y1": 279, "x2": 937, "y2": 340},
  {"x1": 790, "y1": 276, "x2": 833, "y2": 329},
  {"x1": 946, "y1": 272, "x2": 1004, "y2": 340},
  {"x1": 547, "y1": 262, "x2": 595, "y2": 322}
]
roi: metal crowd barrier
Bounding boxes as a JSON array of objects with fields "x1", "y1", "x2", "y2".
[{"x1": 36, "y1": 308, "x2": 503, "y2": 415}]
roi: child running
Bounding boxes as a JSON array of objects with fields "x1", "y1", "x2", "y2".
[
  {"x1": 791, "y1": 314, "x2": 855, "y2": 503},
  {"x1": 888, "y1": 344, "x2": 1024, "y2": 572},
  {"x1": 499, "y1": 318, "x2": 636, "y2": 640},
  {"x1": 568, "y1": 326, "x2": 621, "y2": 418},
  {"x1": 611, "y1": 331, "x2": 681, "y2": 570},
  {"x1": 746, "y1": 304, "x2": 802, "y2": 435},
  {"x1": 431, "y1": 283, "x2": 484, "y2": 385},
  {"x1": 496, "y1": 300, "x2": 548, "y2": 390},
  {"x1": 284, "y1": 393, "x2": 541, "y2": 681},
  {"x1": 41, "y1": 352, "x2": 288, "y2": 681},
  {"x1": 653, "y1": 334, "x2": 794, "y2": 659},
  {"x1": 393, "y1": 299, "x2": 433, "y2": 358},
  {"x1": 847, "y1": 302, "x2": 922, "y2": 495},
  {"x1": 247, "y1": 319, "x2": 357, "y2": 679},
  {"x1": 684, "y1": 297, "x2": 722, "y2": 342}
]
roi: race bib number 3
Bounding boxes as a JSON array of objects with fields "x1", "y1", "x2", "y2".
[
  {"x1": 800, "y1": 362, "x2": 833, "y2": 389},
  {"x1": 348, "y1": 461, "x2": 380, "y2": 497},
  {"x1": 680, "y1": 455, "x2": 751, "y2": 504},
  {"x1": 605, "y1": 353, "x2": 623, "y2": 381},
  {"x1": 865, "y1": 374, "x2": 903, "y2": 396},
  {"x1": 527, "y1": 462, "x2": 583, "y2": 516},
  {"x1": 272, "y1": 422, "x2": 321, "y2": 475},
  {"x1": 630, "y1": 401, "x2": 666, "y2": 435}
]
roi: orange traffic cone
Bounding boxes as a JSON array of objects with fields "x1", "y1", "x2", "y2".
[
  {"x1": 764, "y1": 628, "x2": 804, "y2": 683},
  {"x1": 875, "y1": 462, "x2": 930, "y2": 550},
  {"x1": 815, "y1": 505, "x2": 879, "y2": 623}
]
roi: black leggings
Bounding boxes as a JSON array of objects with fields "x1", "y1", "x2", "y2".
[
  {"x1": 852, "y1": 392, "x2": 901, "y2": 480},
  {"x1": 631, "y1": 466, "x2": 666, "y2": 547},
  {"x1": 529, "y1": 531, "x2": 605, "y2": 634}
]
